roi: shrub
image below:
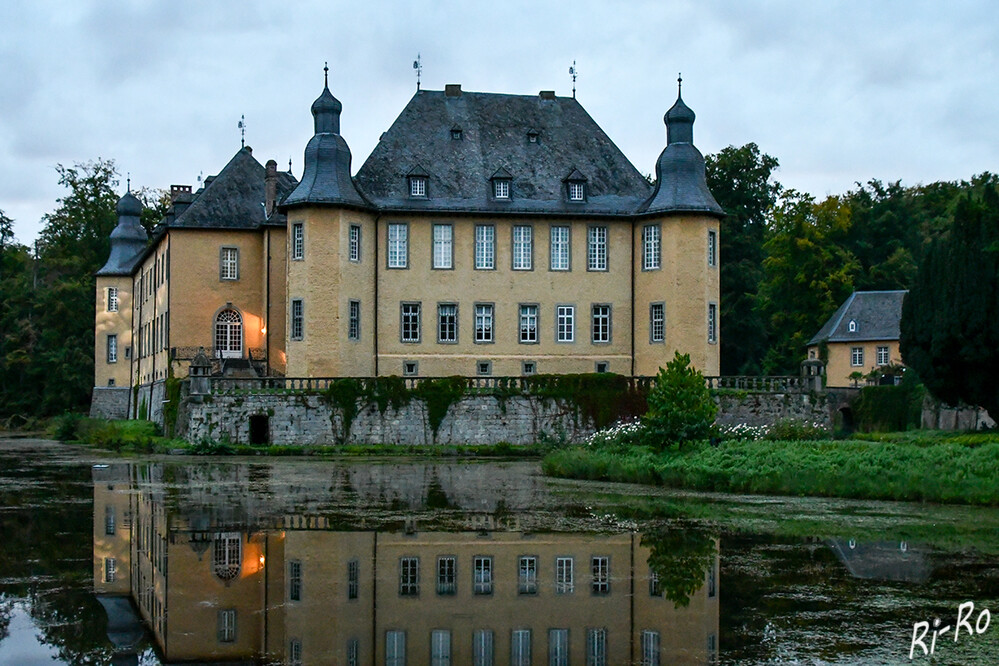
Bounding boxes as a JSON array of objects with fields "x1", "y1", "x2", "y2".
[
  {"x1": 643, "y1": 352, "x2": 717, "y2": 450},
  {"x1": 585, "y1": 420, "x2": 646, "y2": 452},
  {"x1": 763, "y1": 418, "x2": 830, "y2": 441},
  {"x1": 52, "y1": 412, "x2": 82, "y2": 441}
]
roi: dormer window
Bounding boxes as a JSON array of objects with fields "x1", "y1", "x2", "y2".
[
  {"x1": 410, "y1": 176, "x2": 426, "y2": 197},
  {"x1": 564, "y1": 169, "x2": 588, "y2": 203},
  {"x1": 568, "y1": 182, "x2": 585, "y2": 201},
  {"x1": 490, "y1": 168, "x2": 513, "y2": 201},
  {"x1": 450, "y1": 125, "x2": 463, "y2": 141},
  {"x1": 527, "y1": 129, "x2": 539, "y2": 144},
  {"x1": 848, "y1": 319, "x2": 857, "y2": 333}
]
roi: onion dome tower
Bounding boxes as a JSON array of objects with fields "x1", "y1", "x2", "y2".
[{"x1": 96, "y1": 186, "x2": 148, "y2": 276}]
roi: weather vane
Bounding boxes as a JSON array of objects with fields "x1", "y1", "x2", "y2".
[
  {"x1": 126, "y1": 172, "x2": 131, "y2": 192},
  {"x1": 238, "y1": 115, "x2": 246, "y2": 148},
  {"x1": 569, "y1": 60, "x2": 578, "y2": 99},
  {"x1": 678, "y1": 72, "x2": 682, "y2": 95},
  {"x1": 413, "y1": 53, "x2": 422, "y2": 91}
]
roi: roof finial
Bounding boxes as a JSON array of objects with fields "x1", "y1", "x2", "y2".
[
  {"x1": 126, "y1": 173, "x2": 131, "y2": 193},
  {"x1": 569, "y1": 60, "x2": 578, "y2": 99},
  {"x1": 238, "y1": 114, "x2": 246, "y2": 148},
  {"x1": 288, "y1": 157, "x2": 293, "y2": 174},
  {"x1": 413, "y1": 53, "x2": 422, "y2": 91},
  {"x1": 677, "y1": 72, "x2": 682, "y2": 96},
  {"x1": 324, "y1": 61, "x2": 329, "y2": 88}
]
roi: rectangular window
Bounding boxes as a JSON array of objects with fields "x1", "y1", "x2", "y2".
[
  {"x1": 349, "y1": 224, "x2": 361, "y2": 262},
  {"x1": 708, "y1": 303, "x2": 718, "y2": 344},
  {"x1": 104, "y1": 557, "x2": 116, "y2": 583},
  {"x1": 348, "y1": 300, "x2": 360, "y2": 340},
  {"x1": 649, "y1": 568, "x2": 661, "y2": 596},
  {"x1": 568, "y1": 181, "x2": 585, "y2": 201},
  {"x1": 556, "y1": 305, "x2": 575, "y2": 343},
  {"x1": 292, "y1": 223, "x2": 304, "y2": 260},
  {"x1": 587, "y1": 226, "x2": 607, "y2": 271},
  {"x1": 437, "y1": 556, "x2": 457, "y2": 595},
  {"x1": 708, "y1": 229, "x2": 717, "y2": 267},
  {"x1": 291, "y1": 299, "x2": 304, "y2": 340},
  {"x1": 404, "y1": 361, "x2": 419, "y2": 376},
  {"x1": 477, "y1": 361, "x2": 492, "y2": 376},
  {"x1": 513, "y1": 225, "x2": 533, "y2": 270},
  {"x1": 592, "y1": 305, "x2": 611, "y2": 343},
  {"x1": 105, "y1": 506, "x2": 115, "y2": 535},
  {"x1": 433, "y1": 224, "x2": 453, "y2": 269},
  {"x1": 401, "y1": 303, "x2": 421, "y2": 343},
  {"x1": 348, "y1": 559, "x2": 359, "y2": 600},
  {"x1": 518, "y1": 556, "x2": 537, "y2": 595},
  {"x1": 851, "y1": 346, "x2": 864, "y2": 366},
  {"x1": 641, "y1": 630, "x2": 660, "y2": 666},
  {"x1": 475, "y1": 304, "x2": 494, "y2": 343},
  {"x1": 549, "y1": 629, "x2": 569, "y2": 666},
  {"x1": 388, "y1": 223, "x2": 408, "y2": 268},
  {"x1": 410, "y1": 176, "x2": 426, "y2": 197},
  {"x1": 877, "y1": 345, "x2": 890, "y2": 365},
  {"x1": 473, "y1": 556, "x2": 493, "y2": 595},
  {"x1": 650, "y1": 303, "x2": 665, "y2": 343},
  {"x1": 431, "y1": 629, "x2": 451, "y2": 666},
  {"x1": 399, "y1": 557, "x2": 420, "y2": 596},
  {"x1": 550, "y1": 226, "x2": 570, "y2": 270},
  {"x1": 494, "y1": 180, "x2": 510, "y2": 199},
  {"x1": 555, "y1": 557, "x2": 574, "y2": 594},
  {"x1": 475, "y1": 225, "x2": 495, "y2": 270},
  {"x1": 220, "y1": 247, "x2": 239, "y2": 280},
  {"x1": 591, "y1": 556, "x2": 610, "y2": 594},
  {"x1": 107, "y1": 334, "x2": 118, "y2": 363},
  {"x1": 107, "y1": 287, "x2": 118, "y2": 312},
  {"x1": 473, "y1": 629, "x2": 494, "y2": 666},
  {"x1": 386, "y1": 630, "x2": 406, "y2": 666},
  {"x1": 586, "y1": 628, "x2": 607, "y2": 666},
  {"x1": 347, "y1": 639, "x2": 359, "y2": 666},
  {"x1": 218, "y1": 609, "x2": 236, "y2": 643},
  {"x1": 511, "y1": 629, "x2": 531, "y2": 666},
  {"x1": 643, "y1": 225, "x2": 661, "y2": 270},
  {"x1": 289, "y1": 560, "x2": 302, "y2": 601},
  {"x1": 708, "y1": 562, "x2": 717, "y2": 598},
  {"x1": 519, "y1": 304, "x2": 538, "y2": 344},
  {"x1": 289, "y1": 639, "x2": 302, "y2": 666},
  {"x1": 438, "y1": 304, "x2": 457, "y2": 343}
]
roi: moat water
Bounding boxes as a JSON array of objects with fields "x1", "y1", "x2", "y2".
[{"x1": 1, "y1": 438, "x2": 998, "y2": 665}]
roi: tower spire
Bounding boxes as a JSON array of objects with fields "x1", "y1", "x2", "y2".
[
  {"x1": 413, "y1": 54, "x2": 422, "y2": 91},
  {"x1": 569, "y1": 60, "x2": 578, "y2": 99},
  {"x1": 324, "y1": 61, "x2": 329, "y2": 88},
  {"x1": 678, "y1": 72, "x2": 682, "y2": 96}
]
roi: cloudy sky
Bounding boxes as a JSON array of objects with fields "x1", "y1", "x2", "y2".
[{"x1": 1, "y1": 0, "x2": 996, "y2": 243}]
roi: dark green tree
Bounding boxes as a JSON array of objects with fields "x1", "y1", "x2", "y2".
[
  {"x1": 758, "y1": 191, "x2": 859, "y2": 374},
  {"x1": 641, "y1": 527, "x2": 717, "y2": 608},
  {"x1": 0, "y1": 210, "x2": 38, "y2": 421},
  {"x1": 706, "y1": 143, "x2": 781, "y2": 375},
  {"x1": 643, "y1": 352, "x2": 717, "y2": 450},
  {"x1": 841, "y1": 180, "x2": 921, "y2": 290},
  {"x1": 900, "y1": 184, "x2": 999, "y2": 420}
]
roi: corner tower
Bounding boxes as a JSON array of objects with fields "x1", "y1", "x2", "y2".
[
  {"x1": 634, "y1": 78, "x2": 723, "y2": 376},
  {"x1": 282, "y1": 66, "x2": 375, "y2": 377}
]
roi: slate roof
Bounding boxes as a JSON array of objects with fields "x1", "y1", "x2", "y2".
[
  {"x1": 808, "y1": 290, "x2": 908, "y2": 346},
  {"x1": 353, "y1": 89, "x2": 653, "y2": 216},
  {"x1": 172, "y1": 147, "x2": 297, "y2": 229},
  {"x1": 96, "y1": 191, "x2": 148, "y2": 276}
]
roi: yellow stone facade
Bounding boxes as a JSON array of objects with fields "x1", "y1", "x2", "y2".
[{"x1": 809, "y1": 339, "x2": 902, "y2": 388}]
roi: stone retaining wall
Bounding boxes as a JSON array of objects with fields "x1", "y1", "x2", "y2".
[
  {"x1": 89, "y1": 387, "x2": 132, "y2": 420},
  {"x1": 714, "y1": 391, "x2": 832, "y2": 429}
]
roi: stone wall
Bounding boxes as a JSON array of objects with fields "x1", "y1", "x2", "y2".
[
  {"x1": 132, "y1": 381, "x2": 166, "y2": 423},
  {"x1": 89, "y1": 387, "x2": 132, "y2": 420},
  {"x1": 713, "y1": 391, "x2": 833, "y2": 429}
]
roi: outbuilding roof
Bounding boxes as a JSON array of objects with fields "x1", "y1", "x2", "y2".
[{"x1": 808, "y1": 290, "x2": 908, "y2": 346}]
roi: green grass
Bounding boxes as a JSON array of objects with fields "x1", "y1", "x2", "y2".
[{"x1": 543, "y1": 436, "x2": 999, "y2": 505}]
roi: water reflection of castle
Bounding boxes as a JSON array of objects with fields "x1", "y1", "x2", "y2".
[{"x1": 93, "y1": 462, "x2": 720, "y2": 665}]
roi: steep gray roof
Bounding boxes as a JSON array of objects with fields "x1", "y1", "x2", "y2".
[
  {"x1": 171, "y1": 147, "x2": 297, "y2": 229},
  {"x1": 96, "y1": 191, "x2": 148, "y2": 276},
  {"x1": 354, "y1": 88, "x2": 652, "y2": 216},
  {"x1": 808, "y1": 290, "x2": 908, "y2": 345}
]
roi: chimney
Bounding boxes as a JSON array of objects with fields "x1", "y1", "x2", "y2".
[
  {"x1": 445, "y1": 84, "x2": 462, "y2": 98},
  {"x1": 539, "y1": 90, "x2": 556, "y2": 100},
  {"x1": 170, "y1": 184, "x2": 193, "y2": 217},
  {"x1": 265, "y1": 160, "x2": 277, "y2": 217},
  {"x1": 170, "y1": 184, "x2": 192, "y2": 203}
]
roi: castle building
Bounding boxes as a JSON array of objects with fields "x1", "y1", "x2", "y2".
[{"x1": 92, "y1": 72, "x2": 723, "y2": 418}]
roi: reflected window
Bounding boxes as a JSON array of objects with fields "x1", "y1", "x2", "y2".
[
  {"x1": 386, "y1": 630, "x2": 406, "y2": 666},
  {"x1": 518, "y1": 556, "x2": 538, "y2": 595},
  {"x1": 549, "y1": 628, "x2": 569, "y2": 666},
  {"x1": 473, "y1": 629, "x2": 494, "y2": 666},
  {"x1": 591, "y1": 556, "x2": 610, "y2": 595},
  {"x1": 431, "y1": 629, "x2": 451, "y2": 666},
  {"x1": 347, "y1": 638, "x2": 359, "y2": 666},
  {"x1": 555, "y1": 557, "x2": 573, "y2": 594},
  {"x1": 708, "y1": 562, "x2": 716, "y2": 598},
  {"x1": 641, "y1": 630, "x2": 660, "y2": 666},
  {"x1": 400, "y1": 557, "x2": 420, "y2": 596},
  {"x1": 289, "y1": 560, "x2": 302, "y2": 601},
  {"x1": 649, "y1": 568, "x2": 661, "y2": 596},
  {"x1": 437, "y1": 556, "x2": 457, "y2": 595},
  {"x1": 104, "y1": 505, "x2": 115, "y2": 535},
  {"x1": 103, "y1": 557, "x2": 116, "y2": 583},
  {"x1": 511, "y1": 629, "x2": 531, "y2": 666},
  {"x1": 289, "y1": 638, "x2": 302, "y2": 665},
  {"x1": 348, "y1": 559, "x2": 359, "y2": 600},
  {"x1": 473, "y1": 556, "x2": 493, "y2": 595},
  {"x1": 586, "y1": 628, "x2": 607, "y2": 666},
  {"x1": 217, "y1": 609, "x2": 236, "y2": 643},
  {"x1": 213, "y1": 532, "x2": 242, "y2": 581}
]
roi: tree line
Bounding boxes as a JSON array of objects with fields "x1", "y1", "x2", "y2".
[{"x1": 0, "y1": 151, "x2": 995, "y2": 422}]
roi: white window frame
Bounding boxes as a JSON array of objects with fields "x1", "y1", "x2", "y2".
[
  {"x1": 641, "y1": 631, "x2": 660, "y2": 666},
  {"x1": 104, "y1": 557, "x2": 117, "y2": 583},
  {"x1": 291, "y1": 223, "x2": 304, "y2": 261},
  {"x1": 550, "y1": 225, "x2": 570, "y2": 271},
  {"x1": 220, "y1": 246, "x2": 239, "y2": 281},
  {"x1": 431, "y1": 629, "x2": 452, "y2": 666},
  {"x1": 851, "y1": 346, "x2": 864, "y2": 367},
  {"x1": 568, "y1": 181, "x2": 585, "y2": 201},
  {"x1": 592, "y1": 305, "x2": 611, "y2": 344},
  {"x1": 708, "y1": 229, "x2": 717, "y2": 267},
  {"x1": 349, "y1": 224, "x2": 361, "y2": 262},
  {"x1": 591, "y1": 556, "x2": 610, "y2": 594},
  {"x1": 399, "y1": 557, "x2": 420, "y2": 596},
  {"x1": 401, "y1": 303, "x2": 421, "y2": 343},
  {"x1": 519, "y1": 304, "x2": 538, "y2": 344},
  {"x1": 348, "y1": 559, "x2": 359, "y2": 600},
  {"x1": 289, "y1": 559, "x2": 302, "y2": 601},
  {"x1": 708, "y1": 303, "x2": 718, "y2": 344},
  {"x1": 410, "y1": 176, "x2": 426, "y2": 197},
  {"x1": 388, "y1": 223, "x2": 409, "y2": 269},
  {"x1": 511, "y1": 629, "x2": 532, "y2": 666},
  {"x1": 218, "y1": 609, "x2": 237, "y2": 643},
  {"x1": 107, "y1": 334, "x2": 118, "y2": 363},
  {"x1": 555, "y1": 556, "x2": 574, "y2": 594},
  {"x1": 347, "y1": 638, "x2": 359, "y2": 666},
  {"x1": 586, "y1": 628, "x2": 607, "y2": 666},
  {"x1": 493, "y1": 179, "x2": 510, "y2": 199},
  {"x1": 473, "y1": 629, "x2": 494, "y2": 666},
  {"x1": 105, "y1": 506, "x2": 115, "y2": 535},
  {"x1": 475, "y1": 225, "x2": 495, "y2": 270},
  {"x1": 587, "y1": 226, "x2": 608, "y2": 271},
  {"x1": 291, "y1": 299, "x2": 304, "y2": 341},
  {"x1": 556, "y1": 305, "x2": 575, "y2": 343},
  {"x1": 650, "y1": 303, "x2": 665, "y2": 343},
  {"x1": 549, "y1": 629, "x2": 569, "y2": 666},
  {"x1": 289, "y1": 639, "x2": 302, "y2": 666},
  {"x1": 473, "y1": 556, "x2": 493, "y2": 595},
  {"x1": 438, "y1": 303, "x2": 458, "y2": 344},
  {"x1": 475, "y1": 304, "x2": 494, "y2": 343},
  {"x1": 518, "y1": 556, "x2": 538, "y2": 595},
  {"x1": 513, "y1": 225, "x2": 533, "y2": 270},
  {"x1": 386, "y1": 630, "x2": 406, "y2": 666},
  {"x1": 437, "y1": 556, "x2": 457, "y2": 595},
  {"x1": 433, "y1": 224, "x2": 453, "y2": 269},
  {"x1": 348, "y1": 300, "x2": 360, "y2": 340},
  {"x1": 643, "y1": 225, "x2": 661, "y2": 270},
  {"x1": 107, "y1": 286, "x2": 118, "y2": 312},
  {"x1": 877, "y1": 345, "x2": 890, "y2": 366}
]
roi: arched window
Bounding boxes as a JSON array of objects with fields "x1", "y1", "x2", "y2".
[
  {"x1": 848, "y1": 319, "x2": 857, "y2": 333},
  {"x1": 215, "y1": 309, "x2": 242, "y2": 358},
  {"x1": 213, "y1": 532, "x2": 242, "y2": 581}
]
